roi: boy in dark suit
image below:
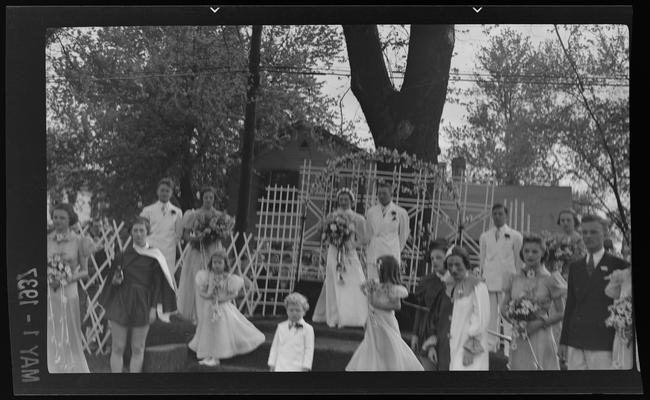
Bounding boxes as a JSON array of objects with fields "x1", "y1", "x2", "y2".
[{"x1": 559, "y1": 215, "x2": 629, "y2": 370}]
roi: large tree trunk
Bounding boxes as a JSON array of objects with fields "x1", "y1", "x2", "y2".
[
  {"x1": 343, "y1": 25, "x2": 454, "y2": 162},
  {"x1": 234, "y1": 25, "x2": 263, "y2": 236}
]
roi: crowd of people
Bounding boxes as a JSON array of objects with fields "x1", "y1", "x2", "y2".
[{"x1": 46, "y1": 177, "x2": 634, "y2": 373}]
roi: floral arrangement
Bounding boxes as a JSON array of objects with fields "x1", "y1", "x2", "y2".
[
  {"x1": 540, "y1": 231, "x2": 583, "y2": 274},
  {"x1": 191, "y1": 212, "x2": 234, "y2": 249},
  {"x1": 504, "y1": 297, "x2": 541, "y2": 348},
  {"x1": 605, "y1": 295, "x2": 634, "y2": 347},
  {"x1": 47, "y1": 253, "x2": 72, "y2": 291},
  {"x1": 360, "y1": 279, "x2": 381, "y2": 297},
  {"x1": 321, "y1": 210, "x2": 355, "y2": 284},
  {"x1": 308, "y1": 147, "x2": 460, "y2": 210}
]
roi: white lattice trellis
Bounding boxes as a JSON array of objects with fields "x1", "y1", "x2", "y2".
[{"x1": 75, "y1": 221, "x2": 267, "y2": 355}]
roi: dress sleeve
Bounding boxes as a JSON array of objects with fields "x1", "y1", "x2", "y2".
[
  {"x1": 605, "y1": 269, "x2": 624, "y2": 299},
  {"x1": 467, "y1": 282, "x2": 491, "y2": 338},
  {"x1": 227, "y1": 274, "x2": 245, "y2": 295},
  {"x1": 76, "y1": 235, "x2": 94, "y2": 274},
  {"x1": 546, "y1": 275, "x2": 567, "y2": 301},
  {"x1": 354, "y1": 213, "x2": 368, "y2": 246},
  {"x1": 195, "y1": 270, "x2": 210, "y2": 293},
  {"x1": 390, "y1": 284, "x2": 409, "y2": 300}
]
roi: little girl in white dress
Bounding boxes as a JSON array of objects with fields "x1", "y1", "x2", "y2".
[{"x1": 189, "y1": 249, "x2": 265, "y2": 366}]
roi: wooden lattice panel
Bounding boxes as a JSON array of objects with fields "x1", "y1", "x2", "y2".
[{"x1": 75, "y1": 221, "x2": 267, "y2": 355}]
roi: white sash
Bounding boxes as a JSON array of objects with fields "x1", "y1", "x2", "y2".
[{"x1": 133, "y1": 243, "x2": 177, "y2": 292}]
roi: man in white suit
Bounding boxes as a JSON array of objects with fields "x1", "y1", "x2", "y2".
[
  {"x1": 140, "y1": 178, "x2": 183, "y2": 282},
  {"x1": 365, "y1": 181, "x2": 410, "y2": 282},
  {"x1": 479, "y1": 203, "x2": 523, "y2": 352}
]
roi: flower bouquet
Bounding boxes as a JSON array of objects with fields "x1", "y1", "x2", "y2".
[
  {"x1": 47, "y1": 253, "x2": 72, "y2": 292},
  {"x1": 504, "y1": 296, "x2": 541, "y2": 350},
  {"x1": 191, "y1": 211, "x2": 232, "y2": 249},
  {"x1": 321, "y1": 210, "x2": 355, "y2": 284},
  {"x1": 605, "y1": 295, "x2": 634, "y2": 347},
  {"x1": 541, "y1": 231, "x2": 579, "y2": 274}
]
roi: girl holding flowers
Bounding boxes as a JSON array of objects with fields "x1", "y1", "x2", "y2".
[
  {"x1": 313, "y1": 188, "x2": 369, "y2": 329},
  {"x1": 501, "y1": 234, "x2": 566, "y2": 370},
  {"x1": 189, "y1": 249, "x2": 264, "y2": 366},
  {"x1": 177, "y1": 186, "x2": 233, "y2": 324},
  {"x1": 47, "y1": 203, "x2": 93, "y2": 373}
]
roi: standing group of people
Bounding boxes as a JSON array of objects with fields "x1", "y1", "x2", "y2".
[
  {"x1": 47, "y1": 177, "x2": 634, "y2": 373},
  {"x1": 410, "y1": 204, "x2": 633, "y2": 371},
  {"x1": 47, "y1": 179, "x2": 266, "y2": 373}
]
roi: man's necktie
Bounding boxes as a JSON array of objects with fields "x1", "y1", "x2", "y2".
[
  {"x1": 495, "y1": 228, "x2": 500, "y2": 242},
  {"x1": 161, "y1": 203, "x2": 167, "y2": 216},
  {"x1": 586, "y1": 254, "x2": 595, "y2": 276}
]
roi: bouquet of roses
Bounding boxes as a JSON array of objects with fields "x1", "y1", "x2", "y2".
[
  {"x1": 541, "y1": 231, "x2": 579, "y2": 273},
  {"x1": 191, "y1": 211, "x2": 223, "y2": 249},
  {"x1": 360, "y1": 279, "x2": 381, "y2": 297},
  {"x1": 605, "y1": 295, "x2": 634, "y2": 347},
  {"x1": 212, "y1": 213, "x2": 235, "y2": 242},
  {"x1": 47, "y1": 253, "x2": 72, "y2": 291},
  {"x1": 504, "y1": 296, "x2": 541, "y2": 348},
  {"x1": 321, "y1": 211, "x2": 356, "y2": 284}
]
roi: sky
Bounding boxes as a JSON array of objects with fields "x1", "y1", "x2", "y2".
[{"x1": 319, "y1": 24, "x2": 577, "y2": 157}]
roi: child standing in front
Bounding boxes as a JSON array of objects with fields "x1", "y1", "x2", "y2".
[
  {"x1": 189, "y1": 249, "x2": 265, "y2": 366},
  {"x1": 346, "y1": 255, "x2": 424, "y2": 371},
  {"x1": 268, "y1": 292, "x2": 315, "y2": 372}
]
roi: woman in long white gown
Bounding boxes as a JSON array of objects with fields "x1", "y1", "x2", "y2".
[
  {"x1": 313, "y1": 188, "x2": 368, "y2": 328},
  {"x1": 447, "y1": 247, "x2": 491, "y2": 371},
  {"x1": 47, "y1": 203, "x2": 92, "y2": 373}
]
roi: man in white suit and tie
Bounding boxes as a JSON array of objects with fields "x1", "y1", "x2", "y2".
[
  {"x1": 479, "y1": 203, "x2": 523, "y2": 352},
  {"x1": 365, "y1": 181, "x2": 410, "y2": 282},
  {"x1": 140, "y1": 178, "x2": 183, "y2": 283}
]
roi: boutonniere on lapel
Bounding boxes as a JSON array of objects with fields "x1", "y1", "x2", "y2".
[
  {"x1": 600, "y1": 265, "x2": 609, "y2": 272},
  {"x1": 171, "y1": 209, "x2": 177, "y2": 216},
  {"x1": 391, "y1": 210, "x2": 397, "y2": 221},
  {"x1": 504, "y1": 233, "x2": 511, "y2": 240}
]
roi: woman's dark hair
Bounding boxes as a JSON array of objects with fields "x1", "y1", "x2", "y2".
[
  {"x1": 377, "y1": 255, "x2": 402, "y2": 285},
  {"x1": 157, "y1": 177, "x2": 175, "y2": 190},
  {"x1": 199, "y1": 185, "x2": 217, "y2": 201},
  {"x1": 130, "y1": 216, "x2": 151, "y2": 235},
  {"x1": 208, "y1": 249, "x2": 230, "y2": 272},
  {"x1": 557, "y1": 209, "x2": 581, "y2": 228},
  {"x1": 50, "y1": 203, "x2": 79, "y2": 227},
  {"x1": 428, "y1": 239, "x2": 448, "y2": 255},
  {"x1": 519, "y1": 233, "x2": 549, "y2": 263},
  {"x1": 444, "y1": 246, "x2": 472, "y2": 270}
]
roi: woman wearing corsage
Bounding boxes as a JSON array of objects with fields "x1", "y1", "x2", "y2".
[
  {"x1": 605, "y1": 266, "x2": 634, "y2": 369},
  {"x1": 177, "y1": 185, "x2": 233, "y2": 324},
  {"x1": 501, "y1": 234, "x2": 566, "y2": 370},
  {"x1": 99, "y1": 217, "x2": 177, "y2": 373},
  {"x1": 47, "y1": 203, "x2": 93, "y2": 373},
  {"x1": 313, "y1": 188, "x2": 369, "y2": 328},
  {"x1": 447, "y1": 246, "x2": 491, "y2": 371}
]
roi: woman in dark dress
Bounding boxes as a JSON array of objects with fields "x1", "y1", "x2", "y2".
[
  {"x1": 99, "y1": 217, "x2": 177, "y2": 373},
  {"x1": 410, "y1": 240, "x2": 453, "y2": 370}
]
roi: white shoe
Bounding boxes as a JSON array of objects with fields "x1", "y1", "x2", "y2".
[{"x1": 203, "y1": 358, "x2": 219, "y2": 367}]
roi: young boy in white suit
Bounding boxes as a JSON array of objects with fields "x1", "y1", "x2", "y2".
[
  {"x1": 479, "y1": 203, "x2": 523, "y2": 352},
  {"x1": 268, "y1": 293, "x2": 315, "y2": 372}
]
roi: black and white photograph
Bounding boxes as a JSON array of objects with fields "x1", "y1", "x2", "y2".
[{"x1": 7, "y1": 5, "x2": 640, "y2": 395}]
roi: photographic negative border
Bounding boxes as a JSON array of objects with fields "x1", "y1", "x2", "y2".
[{"x1": 6, "y1": 4, "x2": 641, "y2": 395}]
